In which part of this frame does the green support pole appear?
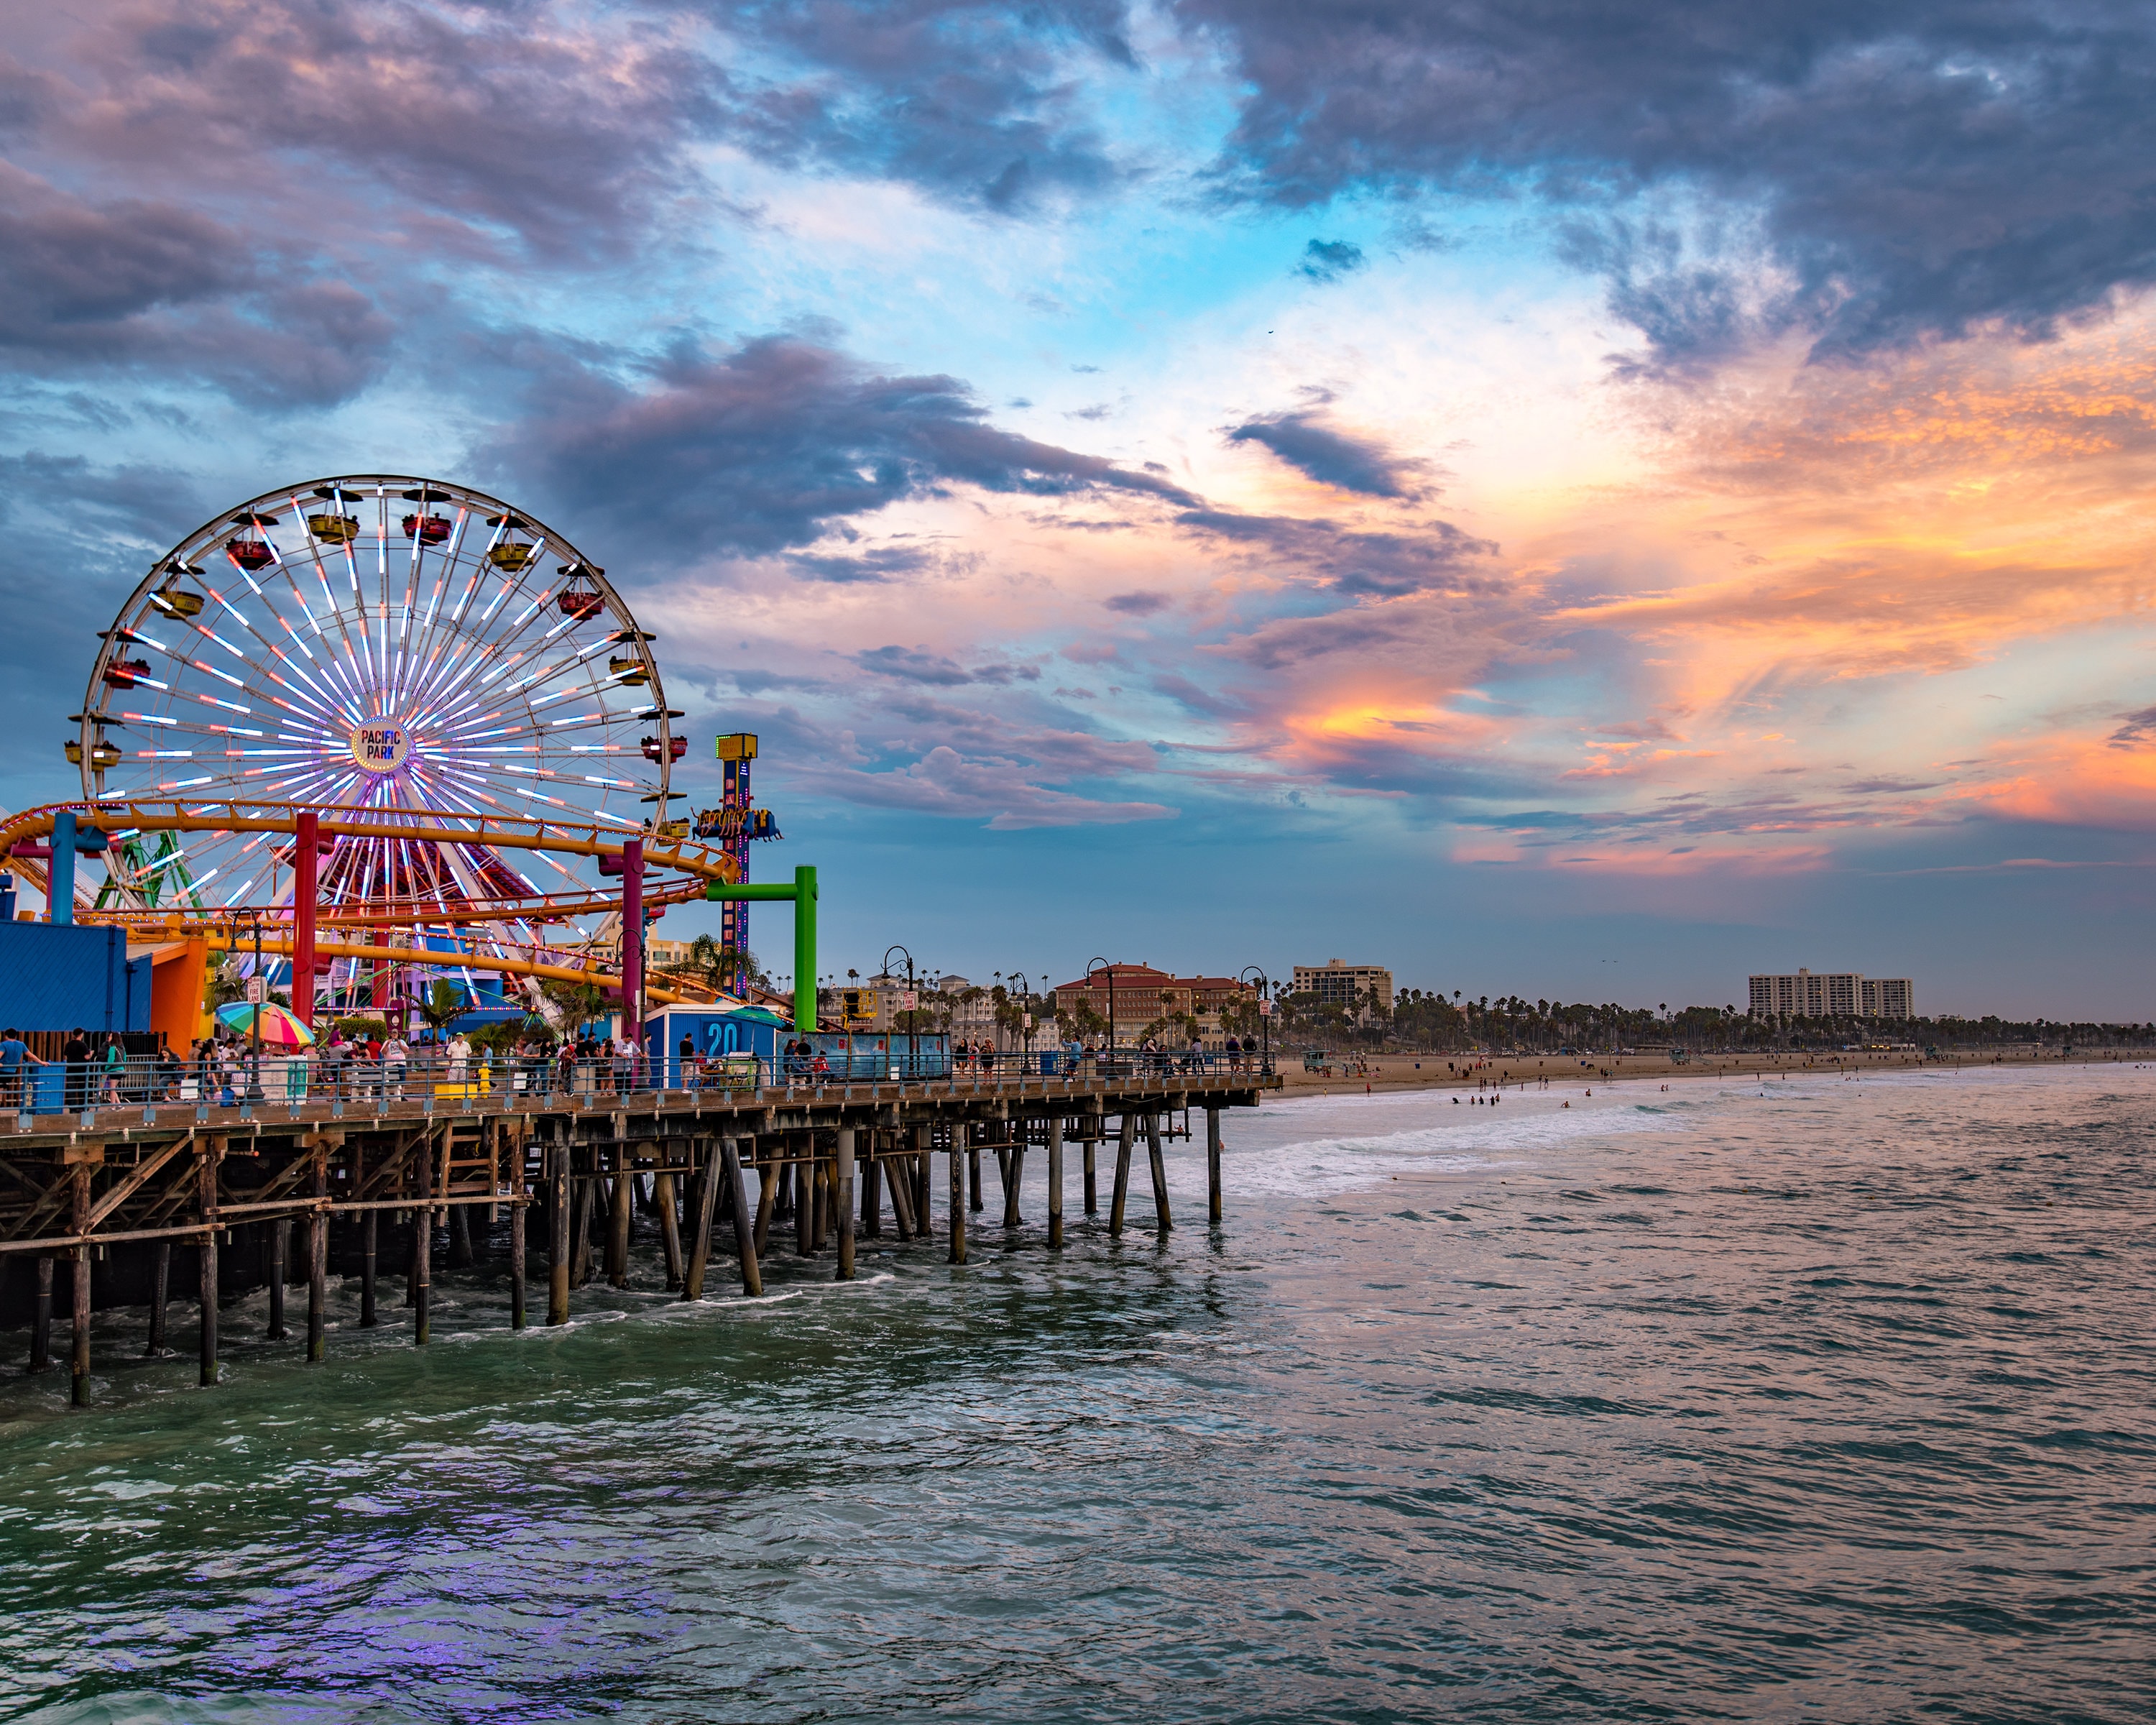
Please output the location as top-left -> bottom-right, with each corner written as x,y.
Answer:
704,865 -> 819,1032
793,865 -> 816,1031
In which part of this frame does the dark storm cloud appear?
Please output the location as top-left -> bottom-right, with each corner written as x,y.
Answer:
1185,0 -> 2156,359
1177,508 -> 1496,597
1225,403 -> 1428,497
500,333 -> 1199,556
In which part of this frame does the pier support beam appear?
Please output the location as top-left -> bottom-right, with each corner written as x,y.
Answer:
145,1242 -> 170,1356
1146,1113 -> 1172,1236
724,1138 -> 762,1297
948,1126 -> 967,1265
547,1144 -> 570,1326
1047,1118 -> 1064,1250
836,1128 -> 856,1281
1083,1124 -> 1098,1215
1001,1133 -> 1024,1231
70,1164 -> 91,1407
265,1218 -> 289,1340
413,1138 -> 433,1345
308,1152 -> 328,1363
683,1138 -> 717,1300
1206,1108 -> 1222,1227
887,1142 -> 918,1241
29,1254 -> 52,1373
1109,1113 -> 1135,1237
607,1156 -> 632,1287
198,1144 -> 218,1386
656,1170 -> 684,1290
360,1210 -> 379,1328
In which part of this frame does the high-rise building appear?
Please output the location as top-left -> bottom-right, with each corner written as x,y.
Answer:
1749,969 -> 1915,1019
1292,960 -> 1394,1017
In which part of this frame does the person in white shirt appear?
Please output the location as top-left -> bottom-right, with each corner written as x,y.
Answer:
447,1031 -> 473,1087
382,1034 -> 409,1099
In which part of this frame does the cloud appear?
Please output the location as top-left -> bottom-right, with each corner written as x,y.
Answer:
496,331 -> 1202,556
854,645 -> 1038,685
817,745 -> 1176,828
1189,0 -> 2156,361
1178,508 -> 1498,597
2109,707 -> 2156,747
1296,239 -> 1366,282
1226,401 -> 1430,497
1105,590 -> 1174,614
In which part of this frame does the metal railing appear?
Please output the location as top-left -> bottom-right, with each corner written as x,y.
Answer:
0,1044 -> 1276,1123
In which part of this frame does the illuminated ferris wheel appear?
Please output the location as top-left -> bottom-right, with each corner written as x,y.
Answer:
74,474 -> 681,926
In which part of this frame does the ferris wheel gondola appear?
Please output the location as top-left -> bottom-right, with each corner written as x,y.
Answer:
73,476 -> 673,992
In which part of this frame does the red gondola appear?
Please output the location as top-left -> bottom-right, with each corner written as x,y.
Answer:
228,538 -> 274,571
103,658 -> 152,689
402,513 -> 453,546
641,735 -> 687,763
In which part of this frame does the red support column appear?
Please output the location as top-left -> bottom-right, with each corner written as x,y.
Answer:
294,811 -> 318,1032
621,837 -> 644,1059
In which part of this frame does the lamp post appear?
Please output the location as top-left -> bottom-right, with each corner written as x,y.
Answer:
1006,970 -> 1033,1064
883,944 -> 916,1080
1240,965 -> 1271,1073
1086,957 -> 1114,1059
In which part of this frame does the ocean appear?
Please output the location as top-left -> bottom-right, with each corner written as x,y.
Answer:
1,1064 -> 2150,1723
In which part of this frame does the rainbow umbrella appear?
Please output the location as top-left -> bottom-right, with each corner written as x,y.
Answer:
215,1002 -> 316,1049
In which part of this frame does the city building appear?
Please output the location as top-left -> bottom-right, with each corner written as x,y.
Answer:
1749,970 -> 1915,1019
1291,960 -> 1395,1018
1047,965 -> 1258,1049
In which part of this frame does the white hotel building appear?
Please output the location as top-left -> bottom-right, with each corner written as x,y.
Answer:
1749,970 -> 1915,1020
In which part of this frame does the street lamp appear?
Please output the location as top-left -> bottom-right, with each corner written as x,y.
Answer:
884,944 -> 916,1080
1240,965 -> 1271,1073
1086,957 -> 1115,1059
1006,970 -> 1033,1064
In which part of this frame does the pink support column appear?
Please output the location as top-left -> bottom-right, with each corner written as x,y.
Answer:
294,811 -> 319,1032
621,837 -> 644,1068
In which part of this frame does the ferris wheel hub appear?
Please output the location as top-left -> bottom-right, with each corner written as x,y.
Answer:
349,719 -> 411,774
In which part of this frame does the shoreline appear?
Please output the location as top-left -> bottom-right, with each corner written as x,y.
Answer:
1267,1047 -> 2152,1100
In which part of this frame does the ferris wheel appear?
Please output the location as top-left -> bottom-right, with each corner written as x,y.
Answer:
74,474 -> 680,932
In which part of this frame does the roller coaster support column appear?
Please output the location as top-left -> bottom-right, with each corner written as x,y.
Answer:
622,837 -> 644,1037
704,865 -> 819,1031
50,811 -> 75,925
294,811 -> 318,1031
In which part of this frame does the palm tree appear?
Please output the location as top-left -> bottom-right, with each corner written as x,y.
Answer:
415,979 -> 469,1035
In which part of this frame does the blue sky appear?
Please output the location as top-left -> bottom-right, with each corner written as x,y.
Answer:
6,1 -> 2156,1015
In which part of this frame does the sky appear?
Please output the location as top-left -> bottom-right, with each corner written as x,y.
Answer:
5,0 -> 2156,1018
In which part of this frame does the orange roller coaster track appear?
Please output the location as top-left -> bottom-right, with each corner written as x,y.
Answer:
0,799 -> 741,1012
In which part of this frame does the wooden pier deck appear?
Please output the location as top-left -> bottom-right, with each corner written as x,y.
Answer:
0,1070 -> 1279,1403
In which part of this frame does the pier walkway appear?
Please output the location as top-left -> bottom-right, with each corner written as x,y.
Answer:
0,1065 -> 1279,1403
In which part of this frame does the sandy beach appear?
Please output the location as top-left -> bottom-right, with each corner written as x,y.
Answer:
1271,1046 -> 2150,1098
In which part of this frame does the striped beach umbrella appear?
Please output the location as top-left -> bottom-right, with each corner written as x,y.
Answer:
215,1002 -> 316,1049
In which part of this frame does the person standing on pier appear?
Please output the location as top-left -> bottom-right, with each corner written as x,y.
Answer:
0,1028 -> 41,1110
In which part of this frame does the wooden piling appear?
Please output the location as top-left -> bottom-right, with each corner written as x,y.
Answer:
796,1144 -> 816,1257
509,1197 -> 528,1330
70,1164 -> 90,1407
913,1126 -> 933,1239
1206,1108 -> 1222,1226
307,1151 -> 328,1363
752,1151 -> 775,1259
1083,1124 -> 1098,1215
413,1137 -> 433,1345
607,1157 -> 632,1287
948,1126 -> 967,1265
724,1138 -> 762,1297
145,1241 -> 170,1356
571,1169 -> 596,1288
548,1143 -> 571,1326
266,1218 -> 289,1340
1002,1136 -> 1024,1230
450,1200 -> 473,1268
1047,1118 -> 1064,1250
1109,1113 -> 1135,1237
861,1141 -> 882,1238
835,1128 -> 856,1281
360,1209 -> 379,1328
29,1254 -> 51,1373
1145,1113 -> 1172,1235
197,1142 -> 218,1386
887,1143 -> 918,1241
656,1170 -> 685,1290
683,1138 -> 717,1300
968,1140 -> 982,1213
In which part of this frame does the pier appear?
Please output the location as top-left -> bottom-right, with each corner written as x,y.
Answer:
0,1066 -> 1276,1404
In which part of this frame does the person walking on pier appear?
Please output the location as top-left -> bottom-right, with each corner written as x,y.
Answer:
0,1028 -> 42,1110
60,1029 -> 91,1112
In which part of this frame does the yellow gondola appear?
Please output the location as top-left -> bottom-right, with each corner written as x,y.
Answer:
309,513 -> 360,543
487,541 -> 535,570
608,656 -> 649,686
